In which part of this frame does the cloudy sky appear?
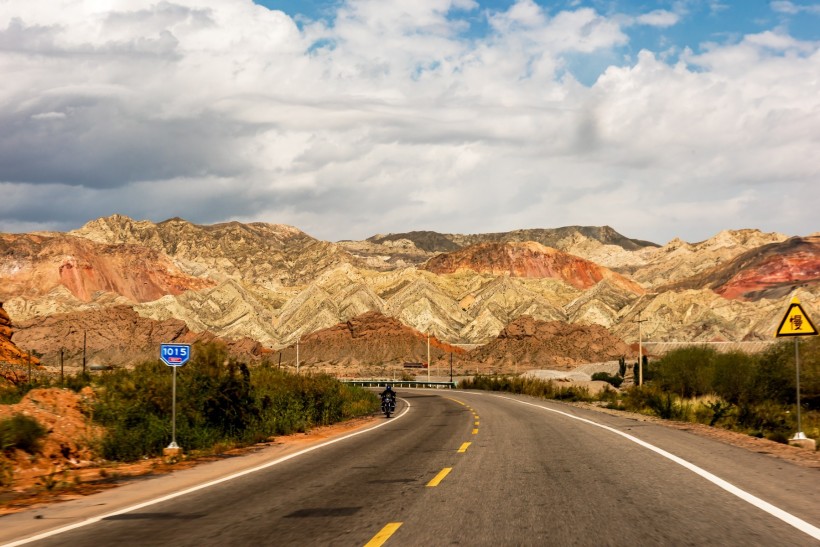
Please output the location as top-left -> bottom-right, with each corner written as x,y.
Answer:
1,0 -> 819,244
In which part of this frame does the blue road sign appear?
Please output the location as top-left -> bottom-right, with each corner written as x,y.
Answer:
160,344 -> 191,367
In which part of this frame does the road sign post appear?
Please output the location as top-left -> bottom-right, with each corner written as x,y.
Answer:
160,344 -> 191,452
775,297 -> 818,449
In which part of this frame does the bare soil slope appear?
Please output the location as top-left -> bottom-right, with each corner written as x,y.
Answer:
467,316 -> 631,371
13,306 -> 268,369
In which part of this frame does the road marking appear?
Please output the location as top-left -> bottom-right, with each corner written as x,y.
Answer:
2,401 -> 413,547
474,421 -> 480,426
364,522 -> 402,547
427,467 -> 452,487
472,428 -> 478,435
474,415 -> 479,419
458,442 -> 472,453
495,394 -> 820,542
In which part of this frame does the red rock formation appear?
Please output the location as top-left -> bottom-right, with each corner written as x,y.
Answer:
662,236 -> 820,301
0,302 -> 40,381
466,315 -> 631,370
714,236 -> 820,300
422,241 -> 643,293
0,233 -> 215,304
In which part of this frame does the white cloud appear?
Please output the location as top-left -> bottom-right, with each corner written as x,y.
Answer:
0,0 -> 818,245
636,10 -> 680,28
771,1 -> 820,15
30,111 -> 66,120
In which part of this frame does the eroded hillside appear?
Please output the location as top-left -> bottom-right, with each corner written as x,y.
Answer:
2,216 -> 818,368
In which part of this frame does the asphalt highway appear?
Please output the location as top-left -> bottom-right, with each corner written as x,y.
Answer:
3,390 -> 819,546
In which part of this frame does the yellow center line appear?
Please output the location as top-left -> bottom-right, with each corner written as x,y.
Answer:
458,442 -> 471,453
427,467 -> 453,487
472,428 -> 479,435
474,415 -> 479,420
364,522 -> 402,547
475,421 -> 480,426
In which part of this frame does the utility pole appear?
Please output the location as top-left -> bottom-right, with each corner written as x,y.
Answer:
296,337 -> 300,374
82,330 -> 87,375
427,333 -> 431,383
60,349 -> 64,385
794,338 -> 803,439
449,353 -> 453,383
635,312 -> 648,386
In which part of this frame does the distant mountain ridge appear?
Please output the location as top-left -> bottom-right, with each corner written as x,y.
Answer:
661,235 -> 820,301
1,215 -> 818,371
421,241 -> 643,293
369,225 -> 659,253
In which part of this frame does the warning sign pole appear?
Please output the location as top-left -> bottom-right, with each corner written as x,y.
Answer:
793,338 -> 804,441
775,296 -> 818,444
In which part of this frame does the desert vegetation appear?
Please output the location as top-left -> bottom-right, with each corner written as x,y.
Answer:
464,338 -> 820,444
1,342 -> 379,463
459,374 -> 596,402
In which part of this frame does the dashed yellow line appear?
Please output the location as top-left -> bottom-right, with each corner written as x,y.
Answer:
458,442 -> 472,453
364,522 -> 402,547
474,421 -> 480,426
427,467 -> 453,487
472,428 -> 479,435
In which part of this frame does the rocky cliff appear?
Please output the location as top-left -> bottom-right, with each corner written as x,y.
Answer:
422,241 -> 644,293
465,316 -> 631,371
278,311 -> 465,370
0,302 -> 40,382
3,216 -> 818,372
0,232 -> 215,304
661,236 -> 820,301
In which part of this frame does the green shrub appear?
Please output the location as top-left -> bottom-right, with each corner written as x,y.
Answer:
460,375 -> 593,402
651,346 -> 717,398
704,399 -> 734,427
0,414 -> 47,454
92,343 -> 379,461
710,352 -> 757,404
591,372 -> 623,388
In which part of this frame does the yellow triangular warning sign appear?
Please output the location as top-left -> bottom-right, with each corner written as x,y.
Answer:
775,297 -> 818,337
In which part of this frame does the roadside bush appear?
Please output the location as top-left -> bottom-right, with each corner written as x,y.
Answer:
735,400 -> 794,440
460,375 -> 593,402
703,399 -> 734,427
651,346 -> 717,399
93,343 -> 379,461
711,352 -> 758,404
591,372 -> 623,388
0,414 -> 47,454
755,338 -> 820,409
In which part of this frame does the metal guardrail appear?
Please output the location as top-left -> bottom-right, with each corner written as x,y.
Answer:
340,379 -> 457,389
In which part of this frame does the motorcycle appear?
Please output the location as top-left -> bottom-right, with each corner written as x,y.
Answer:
381,394 -> 396,418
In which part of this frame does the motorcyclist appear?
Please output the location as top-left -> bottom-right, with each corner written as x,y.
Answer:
380,384 -> 396,402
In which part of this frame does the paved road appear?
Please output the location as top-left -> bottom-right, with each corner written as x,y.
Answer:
3,390 -> 819,546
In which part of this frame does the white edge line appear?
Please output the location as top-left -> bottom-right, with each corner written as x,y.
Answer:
489,394 -> 820,541
2,400 -> 412,547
